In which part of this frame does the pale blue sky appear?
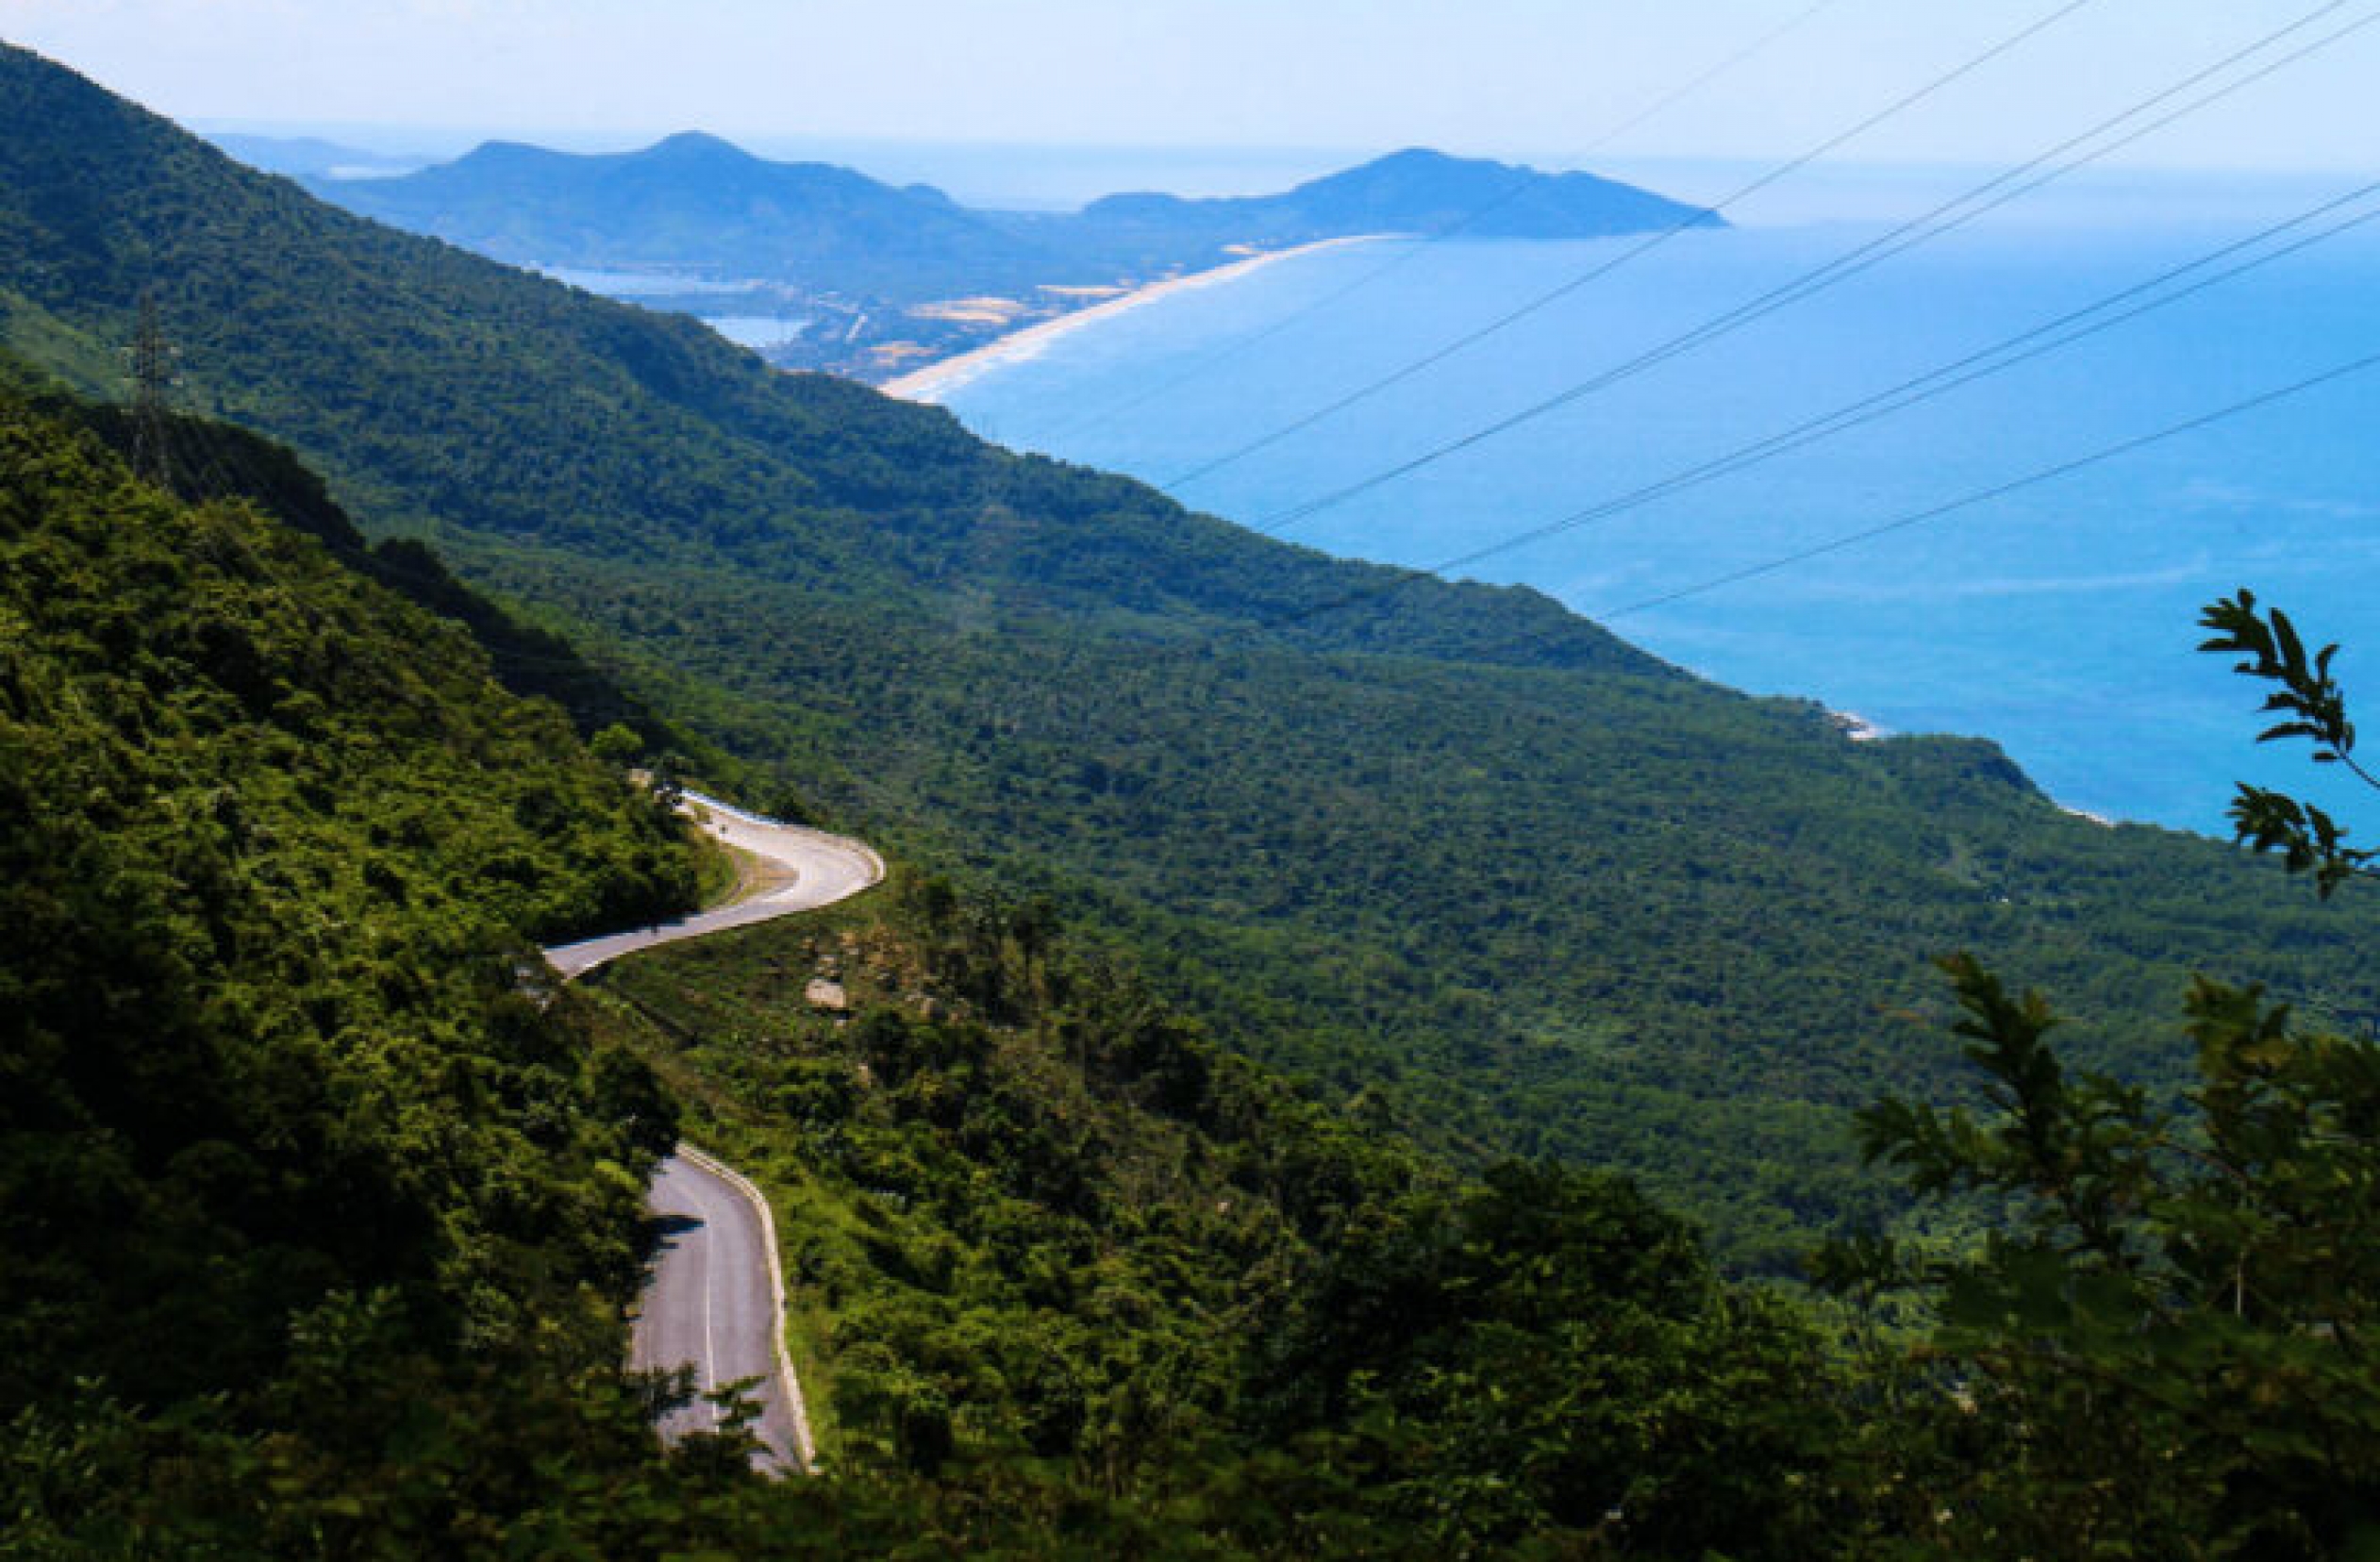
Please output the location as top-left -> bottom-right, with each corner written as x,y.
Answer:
5,0 -> 2375,181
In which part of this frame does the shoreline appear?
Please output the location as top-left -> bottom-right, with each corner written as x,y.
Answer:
879,234 -> 1392,404
1824,708 -> 2121,828
1826,707 -> 1889,744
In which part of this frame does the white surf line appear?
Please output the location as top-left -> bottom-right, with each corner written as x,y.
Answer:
879,236 -> 1393,405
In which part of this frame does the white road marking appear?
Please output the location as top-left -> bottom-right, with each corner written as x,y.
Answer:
699,1200 -> 722,1428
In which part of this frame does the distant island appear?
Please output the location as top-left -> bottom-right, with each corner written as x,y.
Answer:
209,132 -> 430,182
289,136 -> 1722,384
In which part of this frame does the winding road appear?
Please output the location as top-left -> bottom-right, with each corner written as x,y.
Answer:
544,792 -> 884,979
542,790 -> 884,1474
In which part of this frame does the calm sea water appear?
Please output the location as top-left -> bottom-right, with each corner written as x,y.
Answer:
936,191 -> 2380,835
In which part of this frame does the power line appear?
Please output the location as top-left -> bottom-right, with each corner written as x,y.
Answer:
1404,187 -> 2380,588
1569,0 -> 1855,163
1152,0 -> 2114,496
1599,348 -> 2380,621
1039,0 -> 1852,445
1235,0 -> 2376,539
509,185 -> 2380,673
1245,184 -> 2380,640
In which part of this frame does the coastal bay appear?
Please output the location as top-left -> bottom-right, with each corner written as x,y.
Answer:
933,211 -> 2380,833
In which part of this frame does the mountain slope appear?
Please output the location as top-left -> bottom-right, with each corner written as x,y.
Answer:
0,389 -> 1856,1555
571,873 -> 1855,1557
0,377 -> 727,1546
5,41 -> 2375,1265
0,346 -> 703,748
0,369 -> 1860,1562
0,48 -> 1626,668
324,131 -> 1058,299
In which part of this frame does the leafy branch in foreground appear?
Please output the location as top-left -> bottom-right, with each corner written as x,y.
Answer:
1839,956 -> 2380,1559
2200,589 -> 2377,895
1818,596 -> 2380,1558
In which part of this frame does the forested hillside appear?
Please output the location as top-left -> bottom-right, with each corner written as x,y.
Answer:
0,384 -> 717,1548
5,40 -> 2377,1265
0,371 -> 1916,1558
568,874 -> 1862,1557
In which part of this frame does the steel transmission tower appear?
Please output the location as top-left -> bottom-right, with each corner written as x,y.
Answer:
125,291 -> 178,488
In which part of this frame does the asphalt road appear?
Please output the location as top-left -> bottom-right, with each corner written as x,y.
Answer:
541,789 -> 880,1474
630,1150 -> 810,1471
543,791 -> 884,979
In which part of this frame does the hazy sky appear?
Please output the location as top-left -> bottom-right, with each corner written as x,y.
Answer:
5,0 -> 2376,176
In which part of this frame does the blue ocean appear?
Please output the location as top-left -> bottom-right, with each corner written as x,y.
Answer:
932,178 -> 2380,835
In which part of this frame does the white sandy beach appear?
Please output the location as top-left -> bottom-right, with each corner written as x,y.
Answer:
880,235 -> 1390,404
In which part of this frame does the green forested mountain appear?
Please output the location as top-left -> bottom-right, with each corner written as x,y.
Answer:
0,345 -> 702,752
0,383 -> 1866,1553
8,379 -> 2359,1554
316,131 -> 1062,302
8,42 -> 2377,1558
0,383 -> 714,1547
0,378 -> 1903,1557
313,136 -> 1714,306
5,40 -> 2376,1268
566,873 -> 1863,1558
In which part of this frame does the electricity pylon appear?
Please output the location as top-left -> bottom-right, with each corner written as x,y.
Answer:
124,291 -> 178,488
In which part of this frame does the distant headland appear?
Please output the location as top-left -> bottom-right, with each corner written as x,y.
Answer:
285,136 -> 1721,383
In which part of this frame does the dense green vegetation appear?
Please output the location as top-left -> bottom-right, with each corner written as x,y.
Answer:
579,875 -> 1864,1558
1830,955 -> 2380,1558
1802,599 -> 2380,1558
5,351 -> 2372,1553
0,387 -> 1870,1557
555,834 -> 2380,1560
7,38 -> 2378,1270
577,615 -> 2380,1558
0,391 -> 1839,1554
0,346 -> 704,756
0,387 -> 724,1550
